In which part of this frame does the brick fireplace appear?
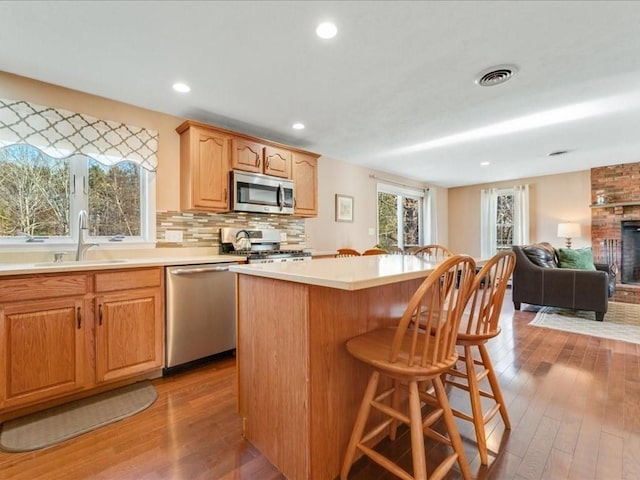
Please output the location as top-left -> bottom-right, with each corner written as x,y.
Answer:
591,162 -> 640,304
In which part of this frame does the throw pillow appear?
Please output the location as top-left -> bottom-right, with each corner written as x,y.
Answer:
522,242 -> 559,268
557,247 -> 596,270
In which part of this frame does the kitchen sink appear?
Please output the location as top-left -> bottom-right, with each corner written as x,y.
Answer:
33,259 -> 129,267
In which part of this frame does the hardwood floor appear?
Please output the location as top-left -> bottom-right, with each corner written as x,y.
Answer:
1,291 -> 639,479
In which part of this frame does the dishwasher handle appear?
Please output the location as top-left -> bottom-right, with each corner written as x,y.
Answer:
169,265 -> 235,275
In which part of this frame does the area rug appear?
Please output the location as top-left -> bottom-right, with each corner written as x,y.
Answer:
0,380 -> 157,452
528,301 -> 640,345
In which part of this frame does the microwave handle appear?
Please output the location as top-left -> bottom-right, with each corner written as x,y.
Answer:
278,183 -> 284,210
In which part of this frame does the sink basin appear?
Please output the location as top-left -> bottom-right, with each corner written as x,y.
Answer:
33,259 -> 129,267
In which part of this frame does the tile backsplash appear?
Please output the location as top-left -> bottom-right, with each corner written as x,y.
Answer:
156,211 -> 306,249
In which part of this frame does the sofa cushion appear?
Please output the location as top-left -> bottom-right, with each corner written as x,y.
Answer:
522,242 -> 558,268
558,247 -> 597,270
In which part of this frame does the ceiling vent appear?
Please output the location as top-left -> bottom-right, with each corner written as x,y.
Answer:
476,65 -> 518,87
548,150 -> 569,157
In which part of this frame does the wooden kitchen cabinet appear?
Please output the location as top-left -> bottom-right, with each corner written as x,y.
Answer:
94,268 -> 164,383
291,152 -> 318,217
177,122 -> 230,212
0,274 -> 90,409
0,267 -> 163,415
231,137 -> 292,178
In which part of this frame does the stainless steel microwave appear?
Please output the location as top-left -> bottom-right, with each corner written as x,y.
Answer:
230,170 -> 295,214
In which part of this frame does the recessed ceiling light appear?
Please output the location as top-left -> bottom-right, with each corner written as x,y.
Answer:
316,22 -> 337,39
480,161 -> 490,166
172,82 -> 191,93
292,123 -> 305,130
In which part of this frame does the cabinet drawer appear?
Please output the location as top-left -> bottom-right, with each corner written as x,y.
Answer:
95,268 -> 162,292
0,274 -> 89,303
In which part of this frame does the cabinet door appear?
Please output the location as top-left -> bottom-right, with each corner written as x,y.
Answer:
264,146 -> 292,178
181,125 -> 229,212
231,138 -> 263,173
95,287 -> 163,383
0,297 -> 87,409
292,152 -> 318,217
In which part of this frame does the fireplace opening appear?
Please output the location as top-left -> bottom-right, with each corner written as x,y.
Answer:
621,220 -> 640,284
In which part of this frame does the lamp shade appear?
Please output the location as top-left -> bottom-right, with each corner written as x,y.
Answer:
557,222 -> 581,239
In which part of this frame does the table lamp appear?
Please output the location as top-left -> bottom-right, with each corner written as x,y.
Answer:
557,222 -> 581,249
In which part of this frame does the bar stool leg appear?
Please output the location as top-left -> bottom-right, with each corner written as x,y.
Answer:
479,344 -> 511,429
464,345 -> 488,465
341,371 -> 380,480
408,381 -> 427,480
433,376 -> 472,480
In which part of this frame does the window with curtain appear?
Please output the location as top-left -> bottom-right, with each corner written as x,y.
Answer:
481,184 -> 529,258
0,98 -> 157,245
377,183 -> 424,250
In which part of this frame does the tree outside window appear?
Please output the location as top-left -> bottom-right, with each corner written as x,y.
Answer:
377,185 -> 423,250
0,144 -> 143,240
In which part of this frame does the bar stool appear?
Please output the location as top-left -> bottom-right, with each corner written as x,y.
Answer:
341,255 -> 476,480
443,250 -> 516,465
336,248 -> 361,257
362,248 -> 387,256
412,244 -> 453,259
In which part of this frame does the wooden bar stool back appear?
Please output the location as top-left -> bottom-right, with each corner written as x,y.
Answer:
362,248 -> 387,256
412,244 -> 453,260
444,250 -> 516,465
336,248 -> 361,257
341,255 -> 476,480
387,246 -> 404,255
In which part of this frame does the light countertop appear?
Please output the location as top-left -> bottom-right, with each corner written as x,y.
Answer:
229,254 -> 442,290
0,255 -> 243,276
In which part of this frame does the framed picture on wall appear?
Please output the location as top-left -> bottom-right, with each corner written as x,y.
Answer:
335,194 -> 354,222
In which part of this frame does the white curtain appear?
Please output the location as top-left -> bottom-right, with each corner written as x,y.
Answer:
480,188 -> 498,259
424,188 -> 436,244
512,184 -> 530,245
0,97 -> 158,171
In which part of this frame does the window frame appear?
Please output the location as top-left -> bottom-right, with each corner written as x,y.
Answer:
376,183 -> 425,250
0,149 -> 156,252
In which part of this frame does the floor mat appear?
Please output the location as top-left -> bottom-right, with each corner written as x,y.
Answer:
0,380 -> 157,452
528,301 -> 640,345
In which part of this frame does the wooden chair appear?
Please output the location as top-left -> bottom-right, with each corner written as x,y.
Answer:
341,255 -> 476,480
336,248 -> 361,257
443,250 -> 516,465
362,248 -> 387,256
387,246 -> 404,255
412,244 -> 453,259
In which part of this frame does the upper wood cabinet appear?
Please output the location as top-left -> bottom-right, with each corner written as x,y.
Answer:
177,120 -> 319,214
292,152 -> 318,217
177,122 -> 230,212
231,138 -> 292,179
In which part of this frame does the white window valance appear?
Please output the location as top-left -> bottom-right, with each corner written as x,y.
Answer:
0,97 -> 158,172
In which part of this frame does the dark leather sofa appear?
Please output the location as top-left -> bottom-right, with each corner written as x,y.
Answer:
512,243 -> 614,321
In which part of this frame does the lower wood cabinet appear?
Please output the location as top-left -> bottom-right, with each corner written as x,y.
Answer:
1,297 -> 88,409
95,288 -> 163,383
0,267 -> 163,413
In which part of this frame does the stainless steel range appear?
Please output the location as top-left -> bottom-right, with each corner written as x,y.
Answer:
220,228 -> 312,264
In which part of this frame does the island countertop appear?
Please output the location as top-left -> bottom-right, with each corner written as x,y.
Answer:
229,254 -> 441,290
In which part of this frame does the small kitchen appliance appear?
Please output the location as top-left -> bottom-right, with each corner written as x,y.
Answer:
220,227 -> 311,263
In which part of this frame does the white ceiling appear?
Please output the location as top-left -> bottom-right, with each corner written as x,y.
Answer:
2,1 -> 640,188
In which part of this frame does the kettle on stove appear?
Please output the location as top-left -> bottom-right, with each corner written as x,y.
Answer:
233,229 -> 252,251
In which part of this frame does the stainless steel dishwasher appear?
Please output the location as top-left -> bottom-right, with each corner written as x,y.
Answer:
164,262 -> 238,372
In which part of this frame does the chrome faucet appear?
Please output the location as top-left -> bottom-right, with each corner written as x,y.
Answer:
75,210 -> 98,261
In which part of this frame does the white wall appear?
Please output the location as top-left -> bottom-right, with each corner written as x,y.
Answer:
448,170 -> 592,257
305,156 -> 445,253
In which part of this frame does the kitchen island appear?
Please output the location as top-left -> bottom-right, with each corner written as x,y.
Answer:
230,255 -> 440,480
